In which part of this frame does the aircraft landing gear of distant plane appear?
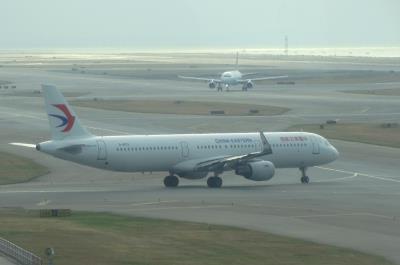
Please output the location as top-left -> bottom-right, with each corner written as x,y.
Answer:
164,174 -> 179,187
300,167 -> 310,184
217,85 -> 223,92
207,175 -> 222,188
225,84 -> 230,92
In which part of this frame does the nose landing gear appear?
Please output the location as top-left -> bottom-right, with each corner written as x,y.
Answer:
300,167 -> 310,184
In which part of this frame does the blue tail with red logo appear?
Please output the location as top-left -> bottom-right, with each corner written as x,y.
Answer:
42,84 -> 93,140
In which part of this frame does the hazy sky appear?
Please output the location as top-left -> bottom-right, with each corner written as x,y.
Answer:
1,0 -> 399,49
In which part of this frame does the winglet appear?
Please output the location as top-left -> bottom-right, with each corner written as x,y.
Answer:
259,131 -> 272,155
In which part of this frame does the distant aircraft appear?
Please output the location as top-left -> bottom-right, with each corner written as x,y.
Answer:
11,85 -> 338,188
178,52 -> 288,91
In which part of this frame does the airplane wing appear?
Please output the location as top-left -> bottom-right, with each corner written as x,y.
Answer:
241,72 -> 259,77
178,75 -> 221,83
173,132 -> 272,174
239,75 -> 288,82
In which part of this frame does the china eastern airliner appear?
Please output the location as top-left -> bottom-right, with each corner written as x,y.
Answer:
11,85 -> 338,188
178,52 -> 288,91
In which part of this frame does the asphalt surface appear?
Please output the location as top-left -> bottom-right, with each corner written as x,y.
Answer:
0,54 -> 400,263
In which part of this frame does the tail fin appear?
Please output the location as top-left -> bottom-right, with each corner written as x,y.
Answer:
235,51 -> 239,70
42,84 -> 93,140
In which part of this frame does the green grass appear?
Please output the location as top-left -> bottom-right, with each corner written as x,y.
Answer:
0,152 -> 49,185
0,209 -> 393,265
71,99 -> 289,116
287,123 -> 400,148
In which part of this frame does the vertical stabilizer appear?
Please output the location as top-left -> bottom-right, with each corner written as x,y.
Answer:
42,84 -> 93,140
235,52 -> 239,70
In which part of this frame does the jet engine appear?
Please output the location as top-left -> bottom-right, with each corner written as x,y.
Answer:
235,160 -> 275,181
208,80 -> 216,89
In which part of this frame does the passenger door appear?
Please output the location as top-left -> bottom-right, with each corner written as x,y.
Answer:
180,141 -> 190,158
97,140 -> 107,160
311,136 -> 320,154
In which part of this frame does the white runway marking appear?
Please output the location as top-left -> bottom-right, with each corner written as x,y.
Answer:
36,200 -> 51,206
0,189 -> 112,194
316,166 -> 400,183
0,109 -> 130,135
314,173 -> 359,183
130,205 -> 229,211
130,200 -> 178,206
292,212 -> 395,220
86,126 -> 129,135
360,107 -> 370,114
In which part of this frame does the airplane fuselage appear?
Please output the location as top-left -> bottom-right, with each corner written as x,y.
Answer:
27,85 -> 339,187
38,132 -> 338,179
220,70 -> 242,86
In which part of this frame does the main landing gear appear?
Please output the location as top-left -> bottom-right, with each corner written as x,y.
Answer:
164,174 -> 179,187
163,172 -> 223,188
207,175 -> 222,188
300,167 -> 310,184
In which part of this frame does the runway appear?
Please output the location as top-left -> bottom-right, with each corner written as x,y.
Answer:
1,53 -> 400,263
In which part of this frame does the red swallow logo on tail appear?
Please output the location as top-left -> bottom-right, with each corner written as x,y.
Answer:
49,104 -> 75,132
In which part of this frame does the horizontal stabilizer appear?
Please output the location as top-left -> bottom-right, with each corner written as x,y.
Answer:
9,142 -> 36,148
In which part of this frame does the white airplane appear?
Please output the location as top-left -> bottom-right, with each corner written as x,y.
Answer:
178,53 -> 288,91
11,85 -> 338,188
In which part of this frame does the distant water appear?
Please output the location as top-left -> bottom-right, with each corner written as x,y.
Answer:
242,47 -> 400,58
169,47 -> 400,58
0,46 -> 399,58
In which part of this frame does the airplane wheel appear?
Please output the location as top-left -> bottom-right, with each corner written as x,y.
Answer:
207,176 -> 222,188
164,175 -> 179,187
301,176 -> 310,184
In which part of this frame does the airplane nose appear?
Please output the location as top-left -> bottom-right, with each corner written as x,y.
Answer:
332,146 -> 339,160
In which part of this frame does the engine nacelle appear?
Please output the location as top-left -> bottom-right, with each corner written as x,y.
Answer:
208,80 -> 216,89
245,80 -> 254,89
235,160 -> 275,181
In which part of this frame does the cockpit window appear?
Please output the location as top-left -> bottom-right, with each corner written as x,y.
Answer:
223,73 -> 232,78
